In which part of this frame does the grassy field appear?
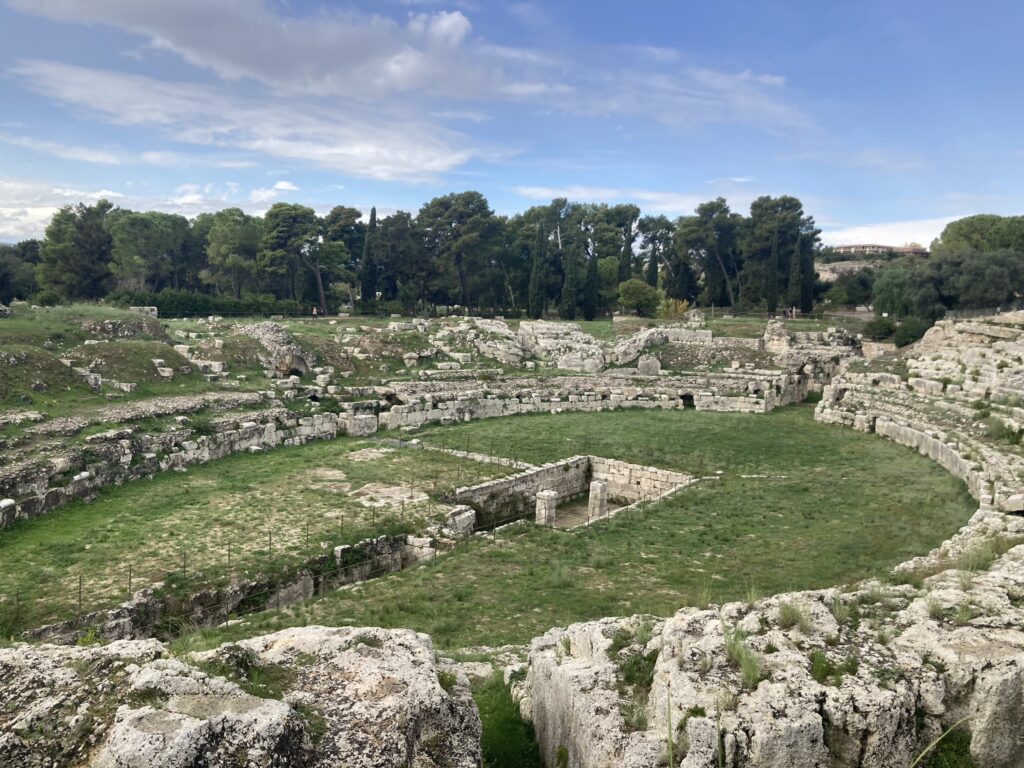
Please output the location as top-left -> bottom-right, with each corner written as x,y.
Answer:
0,439 -> 511,633
169,405 -> 974,651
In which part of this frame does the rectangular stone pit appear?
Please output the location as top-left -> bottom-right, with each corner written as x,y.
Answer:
454,455 -> 693,530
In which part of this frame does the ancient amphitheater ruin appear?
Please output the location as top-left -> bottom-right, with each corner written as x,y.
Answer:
1,305 -> 1023,767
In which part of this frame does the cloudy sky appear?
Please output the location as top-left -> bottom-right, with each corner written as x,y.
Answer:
0,0 -> 1022,244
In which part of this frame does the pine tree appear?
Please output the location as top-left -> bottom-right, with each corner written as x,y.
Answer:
764,229 -> 779,313
527,221 -> 546,319
582,253 -> 600,320
559,246 -> 581,320
619,225 -> 633,282
359,206 -> 377,302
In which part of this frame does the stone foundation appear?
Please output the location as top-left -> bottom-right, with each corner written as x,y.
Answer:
455,456 -> 693,529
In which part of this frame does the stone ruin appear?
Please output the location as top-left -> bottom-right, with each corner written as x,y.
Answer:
235,321 -> 314,377
454,455 -> 693,529
8,312 -> 1024,766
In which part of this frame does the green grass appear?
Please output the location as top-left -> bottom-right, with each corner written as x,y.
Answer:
920,728 -> 976,768
474,672 -> 543,768
0,439 -> 510,633
168,405 -> 973,651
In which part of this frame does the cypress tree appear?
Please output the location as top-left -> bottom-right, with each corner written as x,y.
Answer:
359,206 -> 378,303
645,248 -> 658,287
559,246 -> 581,320
582,252 -> 600,320
787,233 -> 803,309
527,221 -> 546,319
799,246 -> 815,313
764,229 -> 779,313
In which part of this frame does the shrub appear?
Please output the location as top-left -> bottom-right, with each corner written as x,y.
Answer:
618,279 -> 660,317
893,317 -> 929,347
863,316 -> 896,340
30,289 -> 62,307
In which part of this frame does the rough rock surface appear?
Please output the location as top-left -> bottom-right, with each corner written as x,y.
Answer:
0,626 -> 480,768
517,321 -> 606,372
522,545 -> 1024,768
235,322 -> 314,376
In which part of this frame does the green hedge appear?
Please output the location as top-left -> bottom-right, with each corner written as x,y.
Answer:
109,289 -> 303,317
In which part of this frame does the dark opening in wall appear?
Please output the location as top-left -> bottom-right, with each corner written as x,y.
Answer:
682,393 -> 695,409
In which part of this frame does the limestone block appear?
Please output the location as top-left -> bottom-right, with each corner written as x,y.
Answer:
588,480 -> 608,520
637,355 -> 661,376
535,490 -> 558,526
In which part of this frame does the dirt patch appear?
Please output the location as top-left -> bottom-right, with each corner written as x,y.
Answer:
352,483 -> 429,509
346,447 -> 395,462
309,468 -> 351,492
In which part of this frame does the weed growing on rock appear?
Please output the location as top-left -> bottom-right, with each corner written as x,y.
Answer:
778,602 -> 812,633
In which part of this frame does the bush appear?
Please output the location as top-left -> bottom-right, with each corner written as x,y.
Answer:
893,317 -> 929,347
30,288 -> 62,306
108,288 -> 303,317
862,316 -> 896,340
618,279 -> 660,317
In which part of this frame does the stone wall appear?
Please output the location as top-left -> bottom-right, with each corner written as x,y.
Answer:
589,456 -> 691,503
25,533 -> 434,645
455,457 -> 592,527
454,455 -> 694,528
0,409 -> 368,529
379,373 -> 797,431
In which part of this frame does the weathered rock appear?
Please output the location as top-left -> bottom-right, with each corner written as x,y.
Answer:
517,321 -> 605,373
235,322 -> 314,377
522,545 -> 1024,768
0,626 -> 481,768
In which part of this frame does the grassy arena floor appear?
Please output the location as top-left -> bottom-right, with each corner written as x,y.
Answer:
0,440 -> 511,634
171,405 -> 975,651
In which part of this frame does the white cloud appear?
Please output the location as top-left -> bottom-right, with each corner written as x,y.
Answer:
820,216 -> 959,248
8,1 -> 804,132
0,132 -> 121,164
0,178 -> 129,240
12,60 -> 477,182
8,0 -> 536,99
514,185 -> 703,215
0,175 -> 268,241
248,180 -> 300,203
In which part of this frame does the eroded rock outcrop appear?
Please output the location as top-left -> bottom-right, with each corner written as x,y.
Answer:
0,626 -> 480,768
521,543 -> 1024,768
517,321 -> 606,373
235,322 -> 314,377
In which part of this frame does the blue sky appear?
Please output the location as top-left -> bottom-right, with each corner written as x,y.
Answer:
0,0 -> 1022,245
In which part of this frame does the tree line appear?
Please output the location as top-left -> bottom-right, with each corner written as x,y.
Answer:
820,214 -> 1024,343
0,191 -> 824,317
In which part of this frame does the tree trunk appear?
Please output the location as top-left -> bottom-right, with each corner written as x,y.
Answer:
712,247 -> 736,308
313,263 -> 328,315
455,252 -> 469,307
